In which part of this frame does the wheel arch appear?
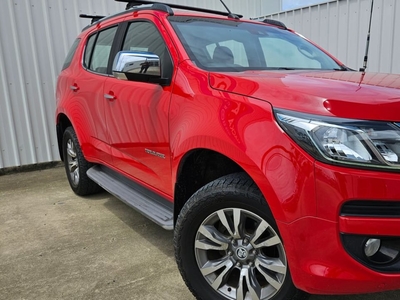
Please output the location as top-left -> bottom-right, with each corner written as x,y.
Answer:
172,146 -> 285,225
56,113 -> 72,161
174,149 -> 241,223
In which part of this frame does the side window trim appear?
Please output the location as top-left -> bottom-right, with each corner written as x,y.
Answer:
107,22 -> 128,75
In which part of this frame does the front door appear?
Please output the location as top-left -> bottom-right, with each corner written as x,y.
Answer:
104,20 -> 174,196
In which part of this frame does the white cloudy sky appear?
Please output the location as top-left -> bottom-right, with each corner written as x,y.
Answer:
282,0 -> 327,10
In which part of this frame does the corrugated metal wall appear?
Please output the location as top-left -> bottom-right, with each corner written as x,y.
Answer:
0,0 -> 122,169
0,0 -> 398,169
254,0 -> 400,74
0,0 -> 263,169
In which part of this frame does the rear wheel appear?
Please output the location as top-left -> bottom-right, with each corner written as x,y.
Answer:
174,173 -> 307,300
62,127 -> 101,196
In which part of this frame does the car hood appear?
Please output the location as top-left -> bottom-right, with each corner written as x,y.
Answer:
209,70 -> 400,121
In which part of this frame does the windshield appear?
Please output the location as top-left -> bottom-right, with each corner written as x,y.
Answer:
169,16 -> 342,72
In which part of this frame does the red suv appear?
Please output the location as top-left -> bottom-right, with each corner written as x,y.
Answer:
56,1 -> 400,299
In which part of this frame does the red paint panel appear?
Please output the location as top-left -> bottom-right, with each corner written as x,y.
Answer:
339,216 -> 400,236
278,217 -> 400,294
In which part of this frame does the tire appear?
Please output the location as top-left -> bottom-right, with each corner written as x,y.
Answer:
62,126 -> 101,196
174,173 -> 307,300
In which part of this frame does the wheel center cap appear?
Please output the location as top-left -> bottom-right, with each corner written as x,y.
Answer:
236,247 -> 248,260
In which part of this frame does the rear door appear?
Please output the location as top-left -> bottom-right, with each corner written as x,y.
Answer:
104,18 -> 174,195
73,25 -> 119,163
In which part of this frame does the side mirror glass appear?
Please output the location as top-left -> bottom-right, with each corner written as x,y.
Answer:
112,51 -> 162,81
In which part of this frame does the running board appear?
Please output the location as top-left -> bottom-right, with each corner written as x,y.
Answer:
87,165 -> 174,230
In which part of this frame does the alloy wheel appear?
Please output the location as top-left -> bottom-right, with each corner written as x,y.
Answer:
66,138 -> 79,187
194,208 -> 287,300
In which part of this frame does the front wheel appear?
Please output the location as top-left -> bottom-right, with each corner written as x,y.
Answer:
174,173 -> 306,300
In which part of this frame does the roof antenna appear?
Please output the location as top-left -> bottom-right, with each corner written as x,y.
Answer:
360,0 -> 374,73
219,0 -> 240,19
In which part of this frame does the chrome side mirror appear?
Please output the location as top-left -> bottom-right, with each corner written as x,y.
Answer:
112,51 -> 161,80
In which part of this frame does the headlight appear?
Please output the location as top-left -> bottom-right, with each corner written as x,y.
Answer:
275,109 -> 400,170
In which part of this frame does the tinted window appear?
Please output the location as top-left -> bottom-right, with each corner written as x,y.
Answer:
169,16 -> 341,72
206,40 -> 249,67
122,22 -> 166,59
260,37 -> 321,69
89,26 -> 118,74
62,38 -> 80,70
122,22 -> 173,80
84,34 -> 96,69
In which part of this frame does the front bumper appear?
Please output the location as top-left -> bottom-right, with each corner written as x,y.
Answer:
279,217 -> 400,294
279,162 -> 400,294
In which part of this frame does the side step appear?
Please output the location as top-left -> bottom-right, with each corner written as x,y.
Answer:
87,165 -> 174,230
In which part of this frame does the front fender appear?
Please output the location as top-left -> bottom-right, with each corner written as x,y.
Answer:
170,88 -> 316,223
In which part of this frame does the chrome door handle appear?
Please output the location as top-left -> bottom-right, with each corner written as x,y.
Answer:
70,84 -> 79,91
104,93 -> 116,101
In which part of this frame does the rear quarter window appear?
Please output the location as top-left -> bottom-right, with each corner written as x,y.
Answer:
62,38 -> 81,71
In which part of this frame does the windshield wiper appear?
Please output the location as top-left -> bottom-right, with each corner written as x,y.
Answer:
266,67 -> 297,70
334,65 -> 351,71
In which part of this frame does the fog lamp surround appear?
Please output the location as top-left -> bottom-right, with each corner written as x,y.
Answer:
341,234 -> 400,272
275,109 -> 400,170
365,238 -> 381,257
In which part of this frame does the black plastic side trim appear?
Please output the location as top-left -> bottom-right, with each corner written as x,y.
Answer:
56,124 -> 63,161
107,22 -> 128,75
341,200 -> 400,218
87,165 -> 174,230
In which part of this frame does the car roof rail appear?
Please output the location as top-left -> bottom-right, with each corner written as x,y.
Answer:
115,0 -> 243,19
262,19 -> 287,29
80,14 -> 106,24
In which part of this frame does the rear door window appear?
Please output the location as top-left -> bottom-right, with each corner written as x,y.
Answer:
87,26 -> 118,74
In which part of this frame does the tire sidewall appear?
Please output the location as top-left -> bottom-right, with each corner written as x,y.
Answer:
63,128 -> 78,189
61,127 -> 101,196
175,183 -> 298,300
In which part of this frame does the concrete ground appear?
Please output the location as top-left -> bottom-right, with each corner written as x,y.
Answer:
0,166 -> 399,300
